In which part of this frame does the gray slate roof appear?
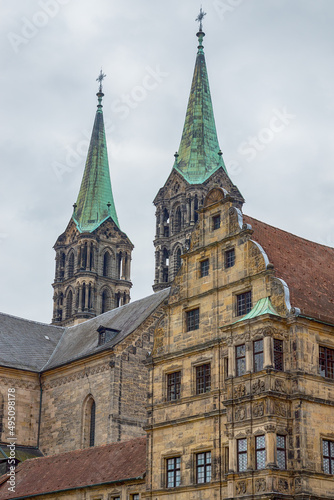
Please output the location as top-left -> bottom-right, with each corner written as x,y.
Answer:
0,289 -> 169,372
0,314 -> 64,371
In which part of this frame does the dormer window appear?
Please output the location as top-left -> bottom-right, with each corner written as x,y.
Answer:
97,326 -> 120,346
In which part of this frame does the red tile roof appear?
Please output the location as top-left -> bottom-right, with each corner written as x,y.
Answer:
245,215 -> 334,324
0,437 -> 146,499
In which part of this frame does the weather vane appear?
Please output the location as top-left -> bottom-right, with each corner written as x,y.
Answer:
96,69 -> 106,92
196,6 -> 207,31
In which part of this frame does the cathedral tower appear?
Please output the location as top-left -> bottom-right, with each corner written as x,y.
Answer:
153,19 -> 244,292
52,74 -> 133,326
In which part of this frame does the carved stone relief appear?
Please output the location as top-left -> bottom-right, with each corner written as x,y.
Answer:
236,481 -> 247,495
274,379 -> 286,393
255,478 -> 266,492
274,401 -> 287,417
253,402 -> 264,417
252,379 -> 265,395
234,384 -> 246,399
235,406 -> 246,421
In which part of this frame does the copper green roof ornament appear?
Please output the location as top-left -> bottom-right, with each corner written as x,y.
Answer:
172,11 -> 228,184
72,71 -> 120,232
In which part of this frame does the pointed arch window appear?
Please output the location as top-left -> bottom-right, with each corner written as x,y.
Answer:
194,195 -> 199,223
66,290 -> 73,319
68,253 -> 74,278
82,396 -> 96,448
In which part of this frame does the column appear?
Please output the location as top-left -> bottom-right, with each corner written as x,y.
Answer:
265,425 -> 277,468
264,335 -> 272,368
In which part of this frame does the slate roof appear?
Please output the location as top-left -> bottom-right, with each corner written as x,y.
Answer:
0,289 -> 169,372
0,314 -> 64,371
245,215 -> 334,324
44,288 -> 170,370
0,437 -> 146,499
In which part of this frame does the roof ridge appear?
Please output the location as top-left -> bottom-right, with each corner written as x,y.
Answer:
0,311 -> 64,330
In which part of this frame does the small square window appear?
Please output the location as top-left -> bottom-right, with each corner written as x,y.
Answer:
255,435 -> 266,470
236,344 -> 246,377
186,308 -> 199,331
323,439 -> 334,474
236,291 -> 252,316
212,214 -> 221,230
200,259 -> 209,277
273,339 -> 284,371
319,346 -> 334,379
225,248 -> 235,268
277,435 -> 286,469
237,438 -> 247,472
167,371 -> 181,401
166,457 -> 181,488
196,364 -> 211,394
196,451 -> 211,483
253,339 -> 264,372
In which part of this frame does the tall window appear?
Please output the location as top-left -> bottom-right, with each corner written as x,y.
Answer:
237,438 -> 247,472
323,440 -> 334,474
255,435 -> 266,470
101,289 -> 111,314
236,344 -> 246,377
212,214 -> 220,230
89,400 -> 96,447
236,291 -> 252,316
200,259 -> 209,277
68,252 -> 74,277
66,290 -> 73,319
103,252 -> 110,277
166,457 -> 181,488
277,435 -> 286,469
319,346 -> 334,379
174,206 -> 181,233
196,364 -> 211,394
167,371 -> 181,401
273,339 -> 284,371
175,248 -> 182,274
225,248 -> 235,268
253,339 -> 264,372
186,308 -> 199,331
196,451 -> 211,483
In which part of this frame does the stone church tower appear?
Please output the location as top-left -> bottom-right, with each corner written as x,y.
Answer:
52,77 -> 133,326
153,28 -> 244,292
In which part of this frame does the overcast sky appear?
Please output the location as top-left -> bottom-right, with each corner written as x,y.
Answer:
0,0 -> 334,323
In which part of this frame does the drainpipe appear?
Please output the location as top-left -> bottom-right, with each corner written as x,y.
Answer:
37,373 -> 43,449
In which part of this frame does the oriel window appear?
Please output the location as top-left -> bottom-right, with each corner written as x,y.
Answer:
277,435 -> 286,469
273,338 -> 284,371
253,339 -> 264,372
237,438 -> 247,472
255,435 -> 266,470
236,344 -> 246,377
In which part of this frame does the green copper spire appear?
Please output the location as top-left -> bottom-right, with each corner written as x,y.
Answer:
72,72 -> 119,233
173,22 -> 227,184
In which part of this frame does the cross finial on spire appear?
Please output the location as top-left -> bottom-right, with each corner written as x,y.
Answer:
96,69 -> 106,92
196,6 -> 206,31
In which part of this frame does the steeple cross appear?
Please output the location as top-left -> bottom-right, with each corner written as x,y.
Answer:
196,7 -> 207,31
96,69 -> 106,92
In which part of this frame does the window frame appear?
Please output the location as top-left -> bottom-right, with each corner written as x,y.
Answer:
323,439 -> 334,474
186,308 -> 200,332
196,451 -> 212,484
200,259 -> 209,278
236,344 -> 246,377
166,456 -> 181,488
277,434 -> 286,470
225,248 -> 235,269
253,339 -> 264,372
236,290 -> 252,316
167,371 -> 181,401
212,214 -> 221,230
319,345 -> 334,379
255,435 -> 266,470
196,363 -> 211,394
273,338 -> 284,371
131,495 -> 140,500
237,438 -> 247,472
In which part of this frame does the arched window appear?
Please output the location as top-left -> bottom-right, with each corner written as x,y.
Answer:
101,289 -> 111,314
68,253 -> 74,278
81,243 -> 87,269
82,396 -> 96,448
59,252 -> 66,279
103,252 -> 110,277
174,206 -> 181,233
66,290 -> 73,319
82,283 -> 86,311
89,243 -> 94,270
